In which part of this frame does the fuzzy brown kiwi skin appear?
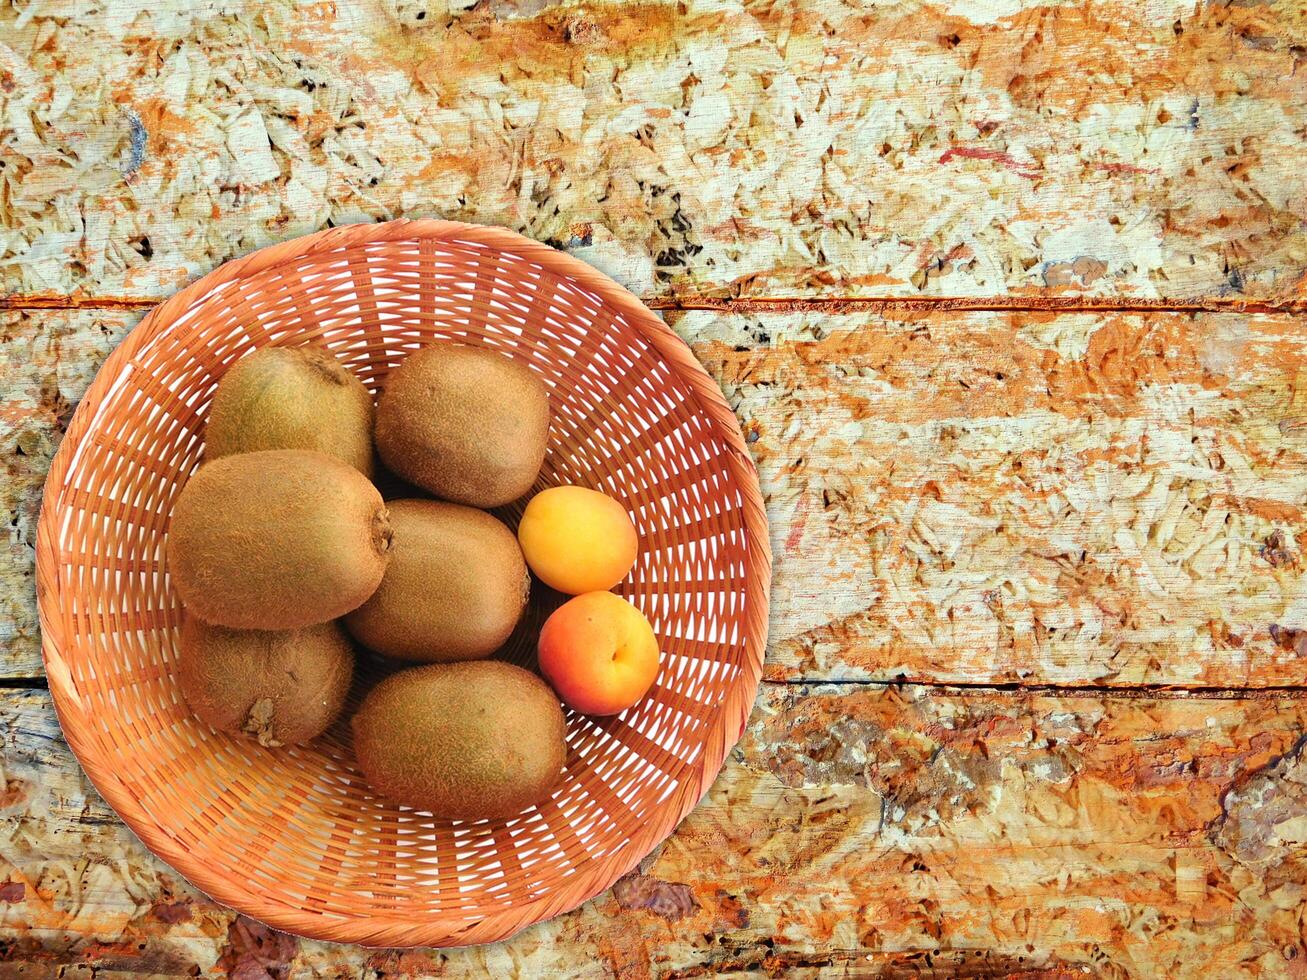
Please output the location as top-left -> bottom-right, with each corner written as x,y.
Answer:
374,345 -> 549,508
344,499 -> 527,663
351,661 -> 566,819
178,616 -> 354,746
205,346 -> 376,478
167,449 -> 392,630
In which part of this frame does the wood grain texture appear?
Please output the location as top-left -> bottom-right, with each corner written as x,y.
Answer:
1,309 -> 137,678
7,308 -> 1307,689
1,0 -> 1304,303
2,686 -> 1305,977
680,308 -> 1307,688
3,0 -> 1305,968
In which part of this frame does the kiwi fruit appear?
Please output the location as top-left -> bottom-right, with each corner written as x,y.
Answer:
167,449 -> 392,630
374,345 -> 549,508
205,346 -> 376,476
352,661 -> 566,819
178,616 -> 353,747
344,499 -> 528,662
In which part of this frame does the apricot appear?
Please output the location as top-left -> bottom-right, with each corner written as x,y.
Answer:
538,591 -> 660,716
517,486 -> 638,595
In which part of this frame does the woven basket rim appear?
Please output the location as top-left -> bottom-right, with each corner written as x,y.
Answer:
34,219 -> 772,948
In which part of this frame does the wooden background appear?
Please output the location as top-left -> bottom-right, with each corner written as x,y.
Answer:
2,0 -> 1306,975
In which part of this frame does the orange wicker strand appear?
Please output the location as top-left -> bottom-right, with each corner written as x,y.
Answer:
35,220 -> 772,948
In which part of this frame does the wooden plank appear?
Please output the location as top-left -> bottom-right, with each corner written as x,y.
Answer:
7,308 -> 1307,688
0,0 -> 1304,303
1,685 -> 1304,976
684,307 -> 1307,687
1,310 -> 141,679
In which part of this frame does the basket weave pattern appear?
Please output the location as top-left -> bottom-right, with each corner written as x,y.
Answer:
34,221 -> 770,947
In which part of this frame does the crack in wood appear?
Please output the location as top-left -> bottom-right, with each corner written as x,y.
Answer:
2,673 -> 1302,696
0,295 -> 156,310
651,295 -> 1307,316
766,678 -> 1307,698
0,677 -> 48,690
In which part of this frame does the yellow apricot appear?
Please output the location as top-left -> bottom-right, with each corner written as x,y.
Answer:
517,486 -> 638,594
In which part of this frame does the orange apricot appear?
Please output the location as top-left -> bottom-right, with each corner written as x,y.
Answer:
537,591 -> 660,716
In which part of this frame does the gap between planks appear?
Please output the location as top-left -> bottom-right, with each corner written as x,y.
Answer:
4,294 -> 1307,316
2,673 -> 1303,698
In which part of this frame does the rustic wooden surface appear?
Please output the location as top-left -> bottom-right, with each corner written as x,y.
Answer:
4,685 -> 1307,977
2,0 -> 1307,976
1,0 -> 1306,303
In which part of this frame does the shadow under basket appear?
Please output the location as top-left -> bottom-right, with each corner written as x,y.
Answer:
34,220 -> 772,948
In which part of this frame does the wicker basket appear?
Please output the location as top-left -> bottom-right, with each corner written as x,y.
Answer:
34,220 -> 771,948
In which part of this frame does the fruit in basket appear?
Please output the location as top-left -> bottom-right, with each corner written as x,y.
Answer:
538,591 -> 660,716
178,616 -> 353,747
344,499 -> 528,662
517,485 -> 638,594
352,660 -> 566,819
205,346 -> 375,477
375,345 -> 549,508
167,449 -> 392,630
